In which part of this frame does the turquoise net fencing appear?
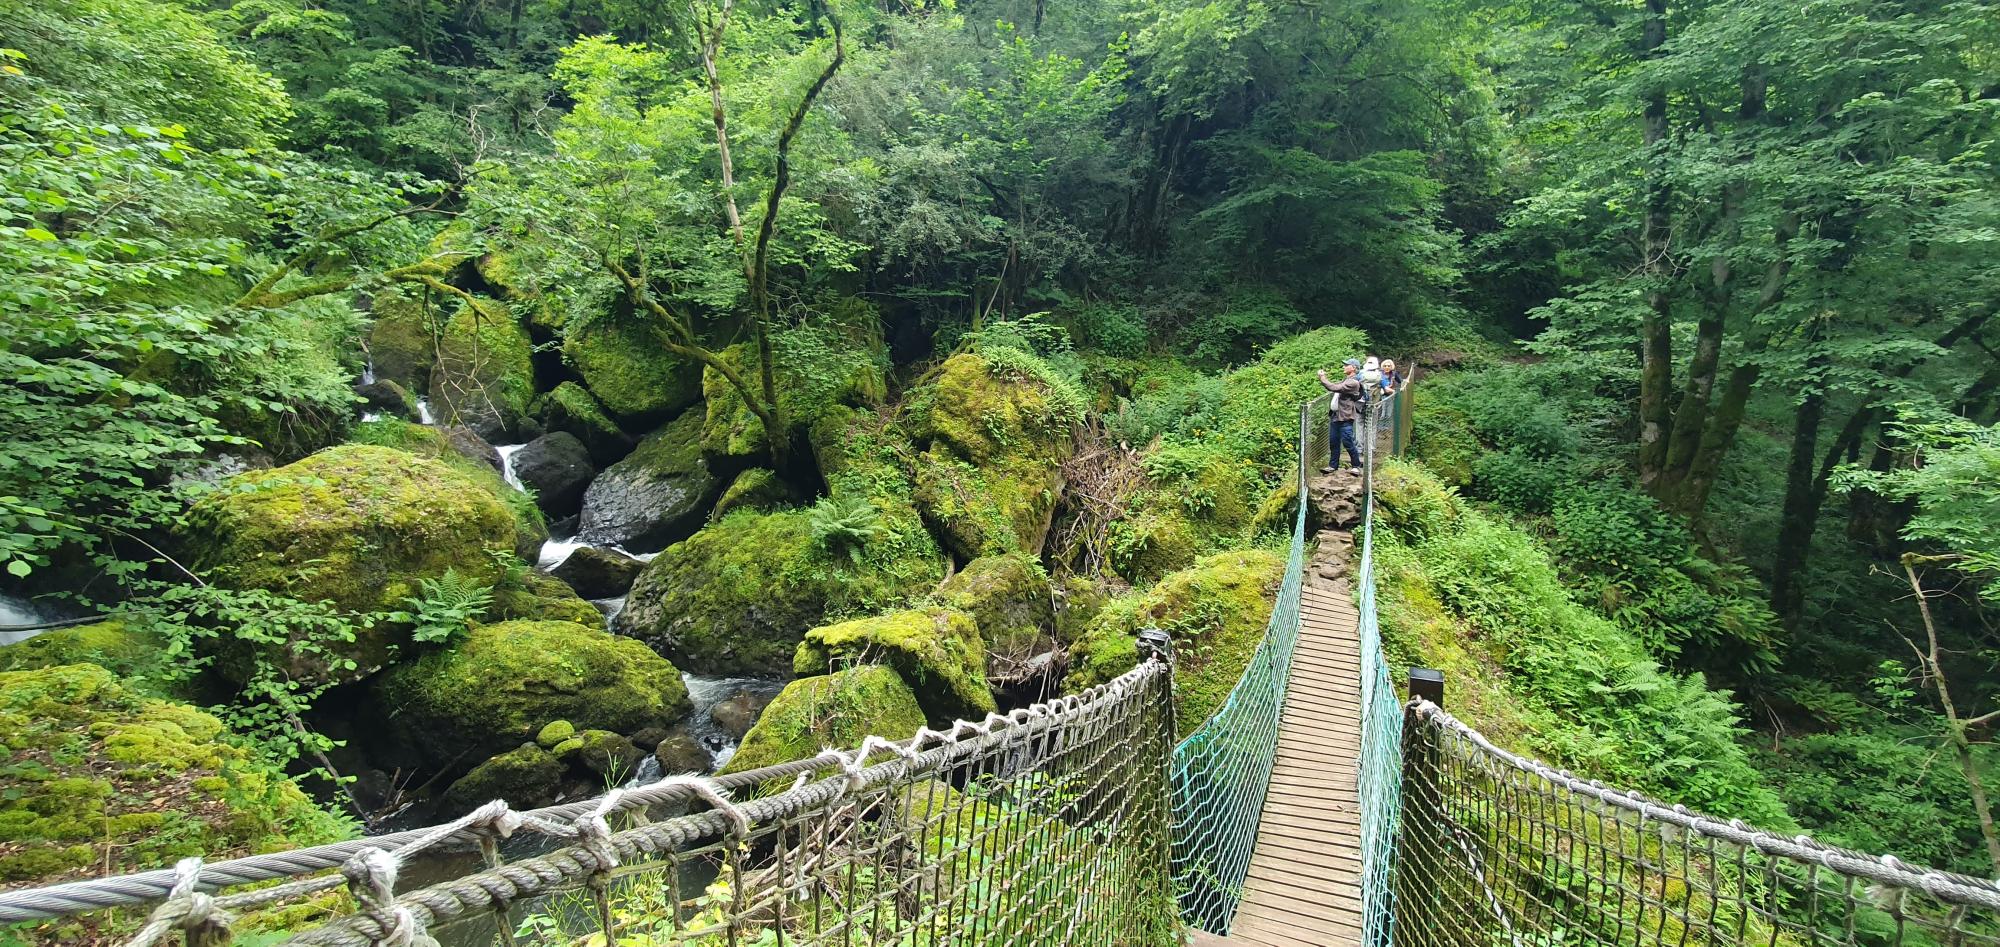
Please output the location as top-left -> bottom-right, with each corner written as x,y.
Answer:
1357,394 -> 1405,946
1167,396 -> 1316,934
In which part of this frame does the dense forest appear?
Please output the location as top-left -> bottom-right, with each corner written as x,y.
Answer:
1,0 -> 1997,934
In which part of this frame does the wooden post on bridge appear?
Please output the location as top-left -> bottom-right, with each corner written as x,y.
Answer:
1397,669 -> 1445,947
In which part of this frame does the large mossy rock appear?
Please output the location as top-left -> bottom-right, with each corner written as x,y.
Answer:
375,620 -> 691,763
491,570 -> 603,626
935,554 -> 1056,662
182,445 -> 519,682
903,354 -> 1074,560
536,381 -> 633,466
367,288 -> 436,393
0,664 -> 347,886
428,298 -> 535,441
0,620 -> 162,678
577,408 -> 720,549
441,743 -> 564,812
712,467 -> 799,519
794,607 -> 994,724
700,339 -> 886,461
564,315 -> 702,422
719,666 -> 924,775
349,419 -> 548,558
1064,550 -> 1284,734
618,504 -> 945,675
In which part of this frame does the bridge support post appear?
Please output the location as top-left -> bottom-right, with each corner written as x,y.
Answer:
1397,670 -> 1444,947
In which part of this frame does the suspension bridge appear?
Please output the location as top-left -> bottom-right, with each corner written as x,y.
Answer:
5,388 -> 2000,947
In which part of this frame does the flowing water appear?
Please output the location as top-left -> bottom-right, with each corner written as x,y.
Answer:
0,594 -> 57,645
496,443 -> 527,492
414,398 -> 436,425
678,674 -> 787,771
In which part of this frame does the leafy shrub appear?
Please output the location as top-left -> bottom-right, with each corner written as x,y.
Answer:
1468,449 -> 1574,513
1069,302 -> 1149,357
1178,289 -> 1305,366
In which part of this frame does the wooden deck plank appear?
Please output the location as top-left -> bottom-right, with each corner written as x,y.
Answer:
1223,564 -> 1369,946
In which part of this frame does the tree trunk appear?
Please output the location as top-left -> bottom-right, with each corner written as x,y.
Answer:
1636,0 -> 1674,485
1771,386 -> 1825,631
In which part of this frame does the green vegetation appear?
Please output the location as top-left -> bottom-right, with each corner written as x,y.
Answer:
722,666 -> 926,776
5,0 -> 1997,903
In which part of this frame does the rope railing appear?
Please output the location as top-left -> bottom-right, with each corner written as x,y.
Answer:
1396,699 -> 2000,946
2,659 -> 1178,946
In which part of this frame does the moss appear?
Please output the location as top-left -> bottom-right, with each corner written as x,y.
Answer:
1107,500 -> 1203,585
557,728 -> 643,779
348,419 -> 548,555
720,666 -> 925,775
181,445 -> 519,682
375,620 -> 691,762
701,335 -> 887,461
490,569 -> 603,625
795,607 -> 995,724
537,719 -> 576,747
442,743 -> 564,810
0,665 -> 351,888
429,297 -> 536,437
935,555 -> 1055,661
617,504 -> 944,675
0,621 -> 163,678
712,467 -> 799,519
537,381 -> 631,466
564,314 -> 701,421
1373,459 -> 1464,543
1245,473 -> 1300,539
902,355 -> 1075,559
1410,404 -> 1479,490
367,288 -> 437,392
1065,549 -> 1284,734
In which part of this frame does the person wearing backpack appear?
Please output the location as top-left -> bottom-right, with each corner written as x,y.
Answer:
1317,359 -> 1365,474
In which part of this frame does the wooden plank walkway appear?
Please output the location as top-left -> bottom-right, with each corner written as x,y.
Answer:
1223,569 -> 1366,947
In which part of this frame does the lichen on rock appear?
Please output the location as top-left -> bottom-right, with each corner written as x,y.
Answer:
720,666 -> 925,775
794,607 -> 995,724
901,354 -> 1074,560
374,620 -> 691,762
181,444 -> 519,682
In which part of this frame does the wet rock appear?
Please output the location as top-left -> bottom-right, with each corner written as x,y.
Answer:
709,691 -> 776,742
442,743 -> 564,811
515,432 -> 595,517
439,426 -> 501,472
549,545 -> 644,599
627,726 -> 669,751
354,380 -> 413,419
578,409 -> 718,549
653,726 -> 711,775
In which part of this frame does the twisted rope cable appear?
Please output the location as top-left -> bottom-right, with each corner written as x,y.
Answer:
1410,699 -> 2000,911
281,660 -> 1168,945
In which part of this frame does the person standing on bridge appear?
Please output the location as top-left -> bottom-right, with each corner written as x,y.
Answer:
1379,358 -> 1401,396
1317,360 -> 1364,475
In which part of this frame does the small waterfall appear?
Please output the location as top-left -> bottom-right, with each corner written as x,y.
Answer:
496,444 -> 527,492
361,357 -> 377,386
620,754 -> 663,789
681,674 -> 787,770
361,412 -> 383,423
415,398 -> 436,425
590,596 -> 625,629
1,595 -> 63,645
537,537 -> 591,570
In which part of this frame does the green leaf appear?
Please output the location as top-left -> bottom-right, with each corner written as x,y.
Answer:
23,228 -> 56,241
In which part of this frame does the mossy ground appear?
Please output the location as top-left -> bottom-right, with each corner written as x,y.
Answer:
0,620 -> 163,678
1065,549 -> 1285,735
375,619 -> 691,762
721,666 -> 925,776
0,664 -> 352,888
795,607 -> 995,724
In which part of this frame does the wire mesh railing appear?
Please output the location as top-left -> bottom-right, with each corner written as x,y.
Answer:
1396,700 -> 2000,947
1358,391 -> 1406,947
1,660 -> 1178,947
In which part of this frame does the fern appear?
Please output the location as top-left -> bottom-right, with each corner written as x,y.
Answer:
396,569 -> 494,645
809,496 -> 884,564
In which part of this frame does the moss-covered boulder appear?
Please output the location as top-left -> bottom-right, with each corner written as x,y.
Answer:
712,467 -> 799,519
349,419 -> 547,559
375,620 -> 691,762
0,664 -> 349,886
936,555 -> 1055,662
555,728 -> 644,779
564,315 -> 702,422
1065,549 -> 1284,734
428,297 -> 535,441
578,408 -> 721,549
719,666 -> 925,775
182,445 -> 519,682
491,570 -> 603,625
903,354 -> 1074,559
795,608 -> 994,724
367,288 -> 436,393
0,620 -> 162,678
536,381 -> 633,467
441,743 -> 564,811
618,504 -> 945,676
1107,501 -> 1202,584
700,338 -> 887,461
